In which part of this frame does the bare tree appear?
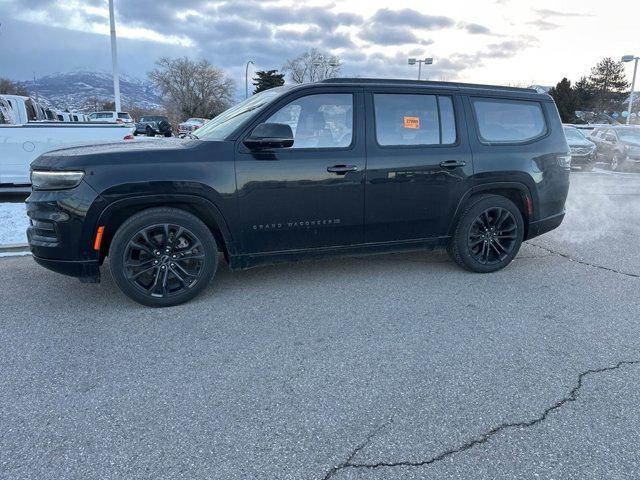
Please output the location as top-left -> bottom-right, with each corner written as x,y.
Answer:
0,78 -> 28,96
282,49 -> 342,84
149,57 -> 236,120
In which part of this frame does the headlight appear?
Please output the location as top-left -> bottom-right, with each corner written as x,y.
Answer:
31,170 -> 85,190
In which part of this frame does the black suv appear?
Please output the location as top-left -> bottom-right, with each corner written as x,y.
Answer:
27,79 -> 570,307
589,126 -> 640,171
134,116 -> 173,137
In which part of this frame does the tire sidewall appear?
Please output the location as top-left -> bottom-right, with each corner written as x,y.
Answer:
452,195 -> 524,273
110,209 -> 217,307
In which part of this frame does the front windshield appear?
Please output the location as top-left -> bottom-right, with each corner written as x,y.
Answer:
564,128 -> 586,141
194,86 -> 292,141
617,129 -> 640,142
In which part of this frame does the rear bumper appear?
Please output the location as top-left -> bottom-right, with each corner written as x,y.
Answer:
526,211 -> 565,240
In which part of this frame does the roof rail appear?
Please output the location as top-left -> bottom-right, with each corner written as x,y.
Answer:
317,78 -> 538,93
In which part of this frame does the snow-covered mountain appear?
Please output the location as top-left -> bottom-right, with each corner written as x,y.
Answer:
17,70 -> 164,112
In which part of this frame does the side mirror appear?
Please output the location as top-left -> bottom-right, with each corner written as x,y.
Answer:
244,123 -> 294,150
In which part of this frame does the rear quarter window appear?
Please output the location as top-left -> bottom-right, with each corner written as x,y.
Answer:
472,98 -> 547,144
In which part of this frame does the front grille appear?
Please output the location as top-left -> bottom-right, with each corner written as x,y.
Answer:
571,147 -> 592,155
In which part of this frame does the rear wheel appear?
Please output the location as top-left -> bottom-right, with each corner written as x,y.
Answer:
448,195 -> 524,273
110,208 -> 217,307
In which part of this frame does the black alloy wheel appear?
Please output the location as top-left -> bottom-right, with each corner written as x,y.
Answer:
448,194 -> 524,273
124,224 -> 205,298
110,208 -> 217,307
467,207 -> 518,265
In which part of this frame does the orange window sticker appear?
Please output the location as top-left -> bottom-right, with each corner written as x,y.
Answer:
403,116 -> 420,129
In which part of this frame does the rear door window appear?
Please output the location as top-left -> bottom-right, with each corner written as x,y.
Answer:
373,94 -> 457,146
472,98 -> 547,144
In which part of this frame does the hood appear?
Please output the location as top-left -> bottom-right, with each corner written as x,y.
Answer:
30,138 -> 197,170
567,138 -> 594,148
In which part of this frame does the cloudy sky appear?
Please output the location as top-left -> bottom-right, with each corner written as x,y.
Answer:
0,0 -> 637,91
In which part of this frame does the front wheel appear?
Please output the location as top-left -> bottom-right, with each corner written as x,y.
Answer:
611,153 -> 626,172
448,195 -> 524,273
110,208 -> 218,307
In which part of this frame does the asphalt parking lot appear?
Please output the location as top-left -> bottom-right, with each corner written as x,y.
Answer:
1,168 -> 639,480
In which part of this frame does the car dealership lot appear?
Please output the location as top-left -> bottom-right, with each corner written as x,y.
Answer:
1,170 -> 639,479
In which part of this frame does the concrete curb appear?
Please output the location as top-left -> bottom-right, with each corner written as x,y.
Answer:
0,243 -> 30,254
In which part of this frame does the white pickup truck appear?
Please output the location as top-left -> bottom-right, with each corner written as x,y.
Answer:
0,95 -> 135,186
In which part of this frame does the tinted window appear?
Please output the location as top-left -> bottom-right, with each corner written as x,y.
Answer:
563,127 -> 584,141
266,93 -> 353,149
196,86 -> 290,141
439,96 -> 456,144
617,129 -> 640,142
25,99 -> 38,121
373,94 -> 456,146
118,112 -> 132,120
472,98 -> 546,143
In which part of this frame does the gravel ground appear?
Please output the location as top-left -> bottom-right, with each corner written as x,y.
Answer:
0,169 -> 639,480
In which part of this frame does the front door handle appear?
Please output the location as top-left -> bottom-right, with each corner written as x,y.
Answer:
439,160 -> 467,169
327,164 -> 358,174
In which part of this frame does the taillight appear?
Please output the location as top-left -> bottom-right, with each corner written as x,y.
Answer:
557,154 -> 571,169
194,125 -> 200,130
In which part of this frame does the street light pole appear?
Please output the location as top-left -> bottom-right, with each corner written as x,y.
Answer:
245,60 -> 254,99
108,0 -> 121,113
408,57 -> 433,80
622,55 -> 638,125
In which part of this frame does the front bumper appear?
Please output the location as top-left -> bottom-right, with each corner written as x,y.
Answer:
32,255 -> 100,281
26,180 -> 103,279
570,152 -> 595,166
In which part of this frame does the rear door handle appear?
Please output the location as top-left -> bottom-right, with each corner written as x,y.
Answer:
439,160 -> 467,169
327,164 -> 358,174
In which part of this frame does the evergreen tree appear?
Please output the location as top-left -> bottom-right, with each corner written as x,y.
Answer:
588,57 -> 630,112
549,78 -> 579,122
252,70 -> 285,94
573,76 -> 594,110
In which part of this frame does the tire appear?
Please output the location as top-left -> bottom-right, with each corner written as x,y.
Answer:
146,126 -> 155,137
611,152 -> 626,172
110,207 -> 218,307
448,194 -> 524,273
164,131 -> 172,138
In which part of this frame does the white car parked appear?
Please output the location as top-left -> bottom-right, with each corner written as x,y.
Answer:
0,96 -> 135,186
178,117 -> 208,135
0,98 -> 16,125
88,111 -> 135,127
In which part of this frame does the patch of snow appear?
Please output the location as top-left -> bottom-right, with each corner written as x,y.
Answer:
0,203 -> 29,245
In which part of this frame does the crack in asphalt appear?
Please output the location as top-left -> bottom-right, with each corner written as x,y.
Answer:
322,416 -> 395,480
526,242 -> 640,278
323,361 -> 639,478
